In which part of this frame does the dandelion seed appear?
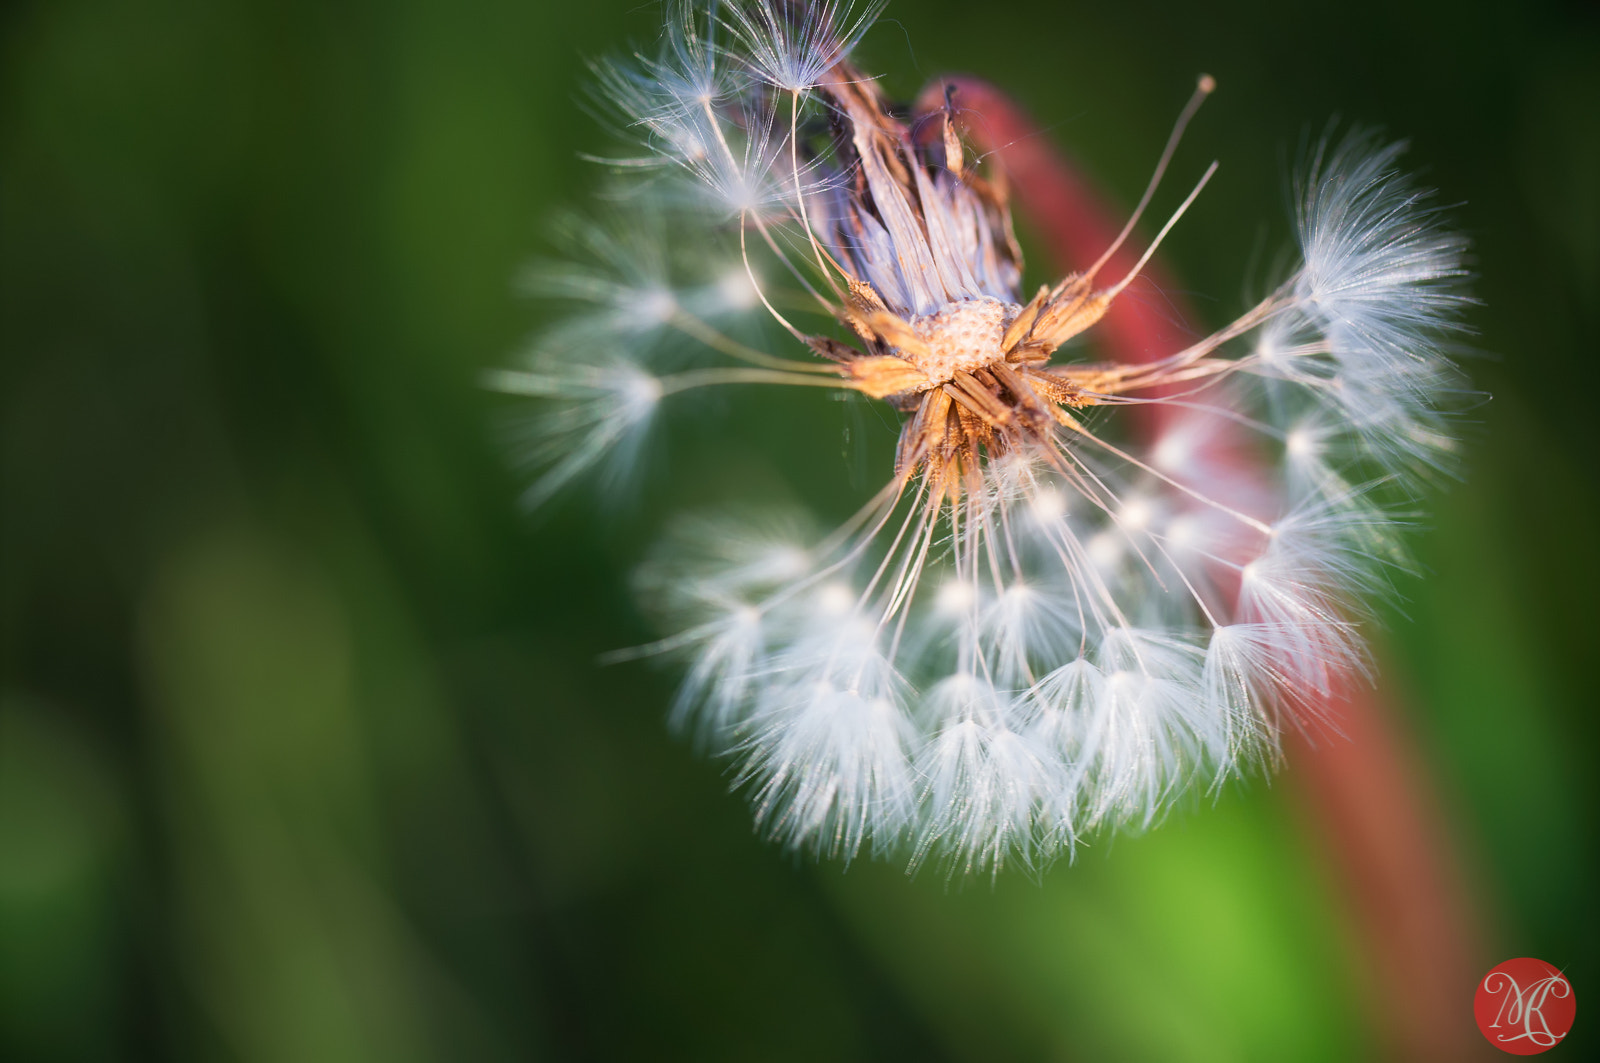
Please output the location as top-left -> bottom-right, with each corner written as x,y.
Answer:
497,1 -> 1476,874
724,0 -> 888,93
489,358 -> 662,510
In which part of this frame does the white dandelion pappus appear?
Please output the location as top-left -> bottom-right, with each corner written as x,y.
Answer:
724,0 -> 888,93
488,356 -> 663,511
496,0 -> 1474,874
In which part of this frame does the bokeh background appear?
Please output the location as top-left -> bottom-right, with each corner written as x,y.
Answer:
3,0 -> 1596,1059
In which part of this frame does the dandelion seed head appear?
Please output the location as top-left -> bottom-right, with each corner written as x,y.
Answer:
502,0 -> 1478,874
1088,532 -> 1125,570
715,268 -> 760,311
1284,426 -> 1314,458
814,581 -> 855,617
1029,487 -> 1068,524
637,288 -> 679,327
1120,496 -> 1154,532
1164,514 -> 1197,548
621,366 -> 665,409
935,578 -> 976,616
1151,429 -> 1193,473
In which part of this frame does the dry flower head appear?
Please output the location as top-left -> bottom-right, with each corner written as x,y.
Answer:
493,0 -> 1473,875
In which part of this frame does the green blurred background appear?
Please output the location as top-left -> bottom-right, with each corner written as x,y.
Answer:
2,0 -> 1596,1059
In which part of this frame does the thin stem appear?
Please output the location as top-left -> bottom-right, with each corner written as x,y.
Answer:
1105,161 -> 1219,299
748,206 -> 840,314
1056,407 -> 1274,535
670,310 -> 838,372
1086,74 -> 1216,281
740,211 -> 809,342
697,93 -> 820,342
791,90 -> 843,292
658,366 -> 849,394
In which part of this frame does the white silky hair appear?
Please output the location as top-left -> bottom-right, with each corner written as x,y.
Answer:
519,209 -> 767,370
516,211 -> 684,357
724,0 -> 888,93
664,95 -> 827,216
589,1 -> 739,154
736,616 -> 917,859
1265,130 -> 1473,475
494,0 -> 1475,874
915,671 -> 1063,874
487,357 -> 662,512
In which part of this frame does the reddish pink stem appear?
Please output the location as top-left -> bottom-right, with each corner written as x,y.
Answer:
918,77 -> 1490,1061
